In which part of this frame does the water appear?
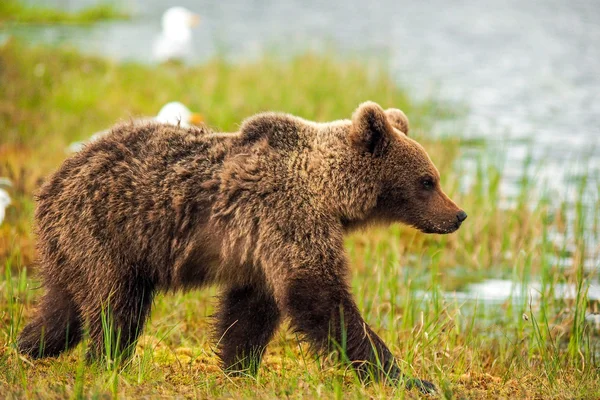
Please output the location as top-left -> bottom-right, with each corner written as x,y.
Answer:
410,278 -> 600,335
3,1 -> 600,294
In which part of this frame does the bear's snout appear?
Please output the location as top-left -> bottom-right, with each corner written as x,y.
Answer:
450,209 -> 468,231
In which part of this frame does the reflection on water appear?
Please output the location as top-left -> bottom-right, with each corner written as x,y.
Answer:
452,278 -> 600,304
417,278 -> 600,328
460,279 -> 600,327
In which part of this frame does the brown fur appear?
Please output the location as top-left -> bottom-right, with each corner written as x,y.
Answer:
18,102 -> 465,392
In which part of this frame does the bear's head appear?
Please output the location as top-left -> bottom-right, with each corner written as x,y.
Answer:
236,102 -> 466,234
345,101 -> 466,234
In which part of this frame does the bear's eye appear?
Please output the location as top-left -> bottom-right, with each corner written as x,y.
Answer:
421,177 -> 435,190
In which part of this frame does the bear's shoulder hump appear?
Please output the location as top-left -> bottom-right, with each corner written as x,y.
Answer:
239,112 -> 304,150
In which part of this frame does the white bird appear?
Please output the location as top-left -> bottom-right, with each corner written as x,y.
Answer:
0,178 -> 12,227
67,102 -> 203,153
154,101 -> 203,128
153,7 -> 200,62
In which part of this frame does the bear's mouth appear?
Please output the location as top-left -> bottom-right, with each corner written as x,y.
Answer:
420,220 -> 462,234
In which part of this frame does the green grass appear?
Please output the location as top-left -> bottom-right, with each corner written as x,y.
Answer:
0,0 -> 128,24
0,40 -> 599,398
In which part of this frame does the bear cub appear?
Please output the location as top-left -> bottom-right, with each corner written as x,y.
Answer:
18,101 -> 466,392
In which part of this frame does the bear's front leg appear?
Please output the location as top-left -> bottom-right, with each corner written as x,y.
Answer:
281,266 -> 436,394
285,272 -> 397,378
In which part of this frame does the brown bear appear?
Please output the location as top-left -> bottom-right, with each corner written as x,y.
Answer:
18,101 -> 466,393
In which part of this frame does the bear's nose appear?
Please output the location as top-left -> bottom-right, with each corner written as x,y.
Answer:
456,210 -> 468,222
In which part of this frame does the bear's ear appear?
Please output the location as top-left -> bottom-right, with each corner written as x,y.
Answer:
350,101 -> 394,155
385,108 -> 409,135
239,112 -> 300,150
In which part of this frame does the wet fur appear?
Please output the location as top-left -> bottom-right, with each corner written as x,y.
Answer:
18,102 -> 464,392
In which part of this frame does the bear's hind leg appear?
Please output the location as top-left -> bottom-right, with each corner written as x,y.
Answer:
215,285 -> 281,376
18,285 -> 83,358
83,272 -> 155,362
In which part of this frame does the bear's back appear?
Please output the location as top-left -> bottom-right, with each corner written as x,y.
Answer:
35,123 -> 235,283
